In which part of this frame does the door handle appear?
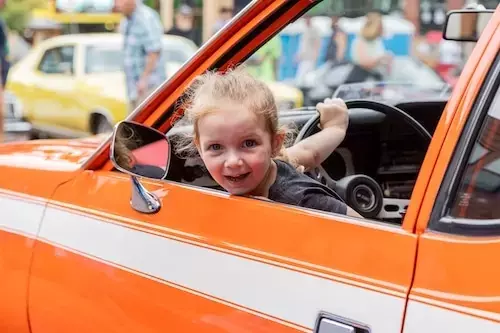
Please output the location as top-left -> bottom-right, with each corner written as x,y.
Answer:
314,312 -> 370,333
317,318 -> 355,333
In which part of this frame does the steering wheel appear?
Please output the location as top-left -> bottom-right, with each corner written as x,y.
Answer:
295,99 -> 432,220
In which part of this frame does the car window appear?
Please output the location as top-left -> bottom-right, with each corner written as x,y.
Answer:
38,46 -> 75,75
86,45 -> 123,73
388,57 -> 445,88
84,39 -> 196,74
449,87 -> 500,220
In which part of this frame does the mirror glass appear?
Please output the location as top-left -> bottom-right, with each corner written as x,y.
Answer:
111,121 -> 170,180
444,11 -> 493,42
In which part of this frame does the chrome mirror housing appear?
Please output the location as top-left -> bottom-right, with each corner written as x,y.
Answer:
110,121 -> 171,214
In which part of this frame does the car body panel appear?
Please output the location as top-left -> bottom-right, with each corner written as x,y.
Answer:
0,140 -> 89,333
28,169 -> 417,332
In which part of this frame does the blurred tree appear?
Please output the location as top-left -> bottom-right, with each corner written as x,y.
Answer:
1,0 -> 47,33
143,0 -> 160,11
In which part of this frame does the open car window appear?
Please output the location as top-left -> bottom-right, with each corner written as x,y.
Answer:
104,2 -> 492,225
161,30 -> 440,226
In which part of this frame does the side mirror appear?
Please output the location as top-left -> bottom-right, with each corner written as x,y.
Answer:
110,121 -> 171,180
443,9 -> 494,42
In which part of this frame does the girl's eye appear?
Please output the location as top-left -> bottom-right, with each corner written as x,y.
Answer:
243,140 -> 257,148
208,144 -> 221,151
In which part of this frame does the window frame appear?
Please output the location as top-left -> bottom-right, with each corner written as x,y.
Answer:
429,53 -> 500,236
38,45 -> 76,76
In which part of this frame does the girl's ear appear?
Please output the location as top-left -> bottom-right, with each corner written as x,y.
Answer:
271,131 -> 285,157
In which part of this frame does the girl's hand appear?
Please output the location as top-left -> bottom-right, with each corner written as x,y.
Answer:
316,98 -> 349,132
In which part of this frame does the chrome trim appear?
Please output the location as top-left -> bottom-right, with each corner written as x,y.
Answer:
378,198 -> 409,220
317,319 -> 355,333
314,312 -> 370,333
108,120 -> 171,180
129,176 -> 161,214
440,216 -> 500,227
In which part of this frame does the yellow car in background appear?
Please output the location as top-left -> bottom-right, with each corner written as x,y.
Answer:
7,33 -> 303,139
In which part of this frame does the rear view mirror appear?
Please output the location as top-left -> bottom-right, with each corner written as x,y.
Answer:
443,9 -> 494,42
110,121 -> 170,180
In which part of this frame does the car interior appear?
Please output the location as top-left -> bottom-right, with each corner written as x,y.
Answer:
163,97 -> 448,225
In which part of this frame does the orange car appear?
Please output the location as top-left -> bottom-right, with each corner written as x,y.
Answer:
0,2 -> 499,332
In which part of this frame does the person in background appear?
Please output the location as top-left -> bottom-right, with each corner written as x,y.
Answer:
295,14 -> 321,83
115,0 -> 166,112
165,4 -> 202,46
8,30 -> 31,64
212,6 -> 233,35
0,16 -> 9,86
350,11 -> 392,81
325,15 -> 347,65
0,0 -> 7,142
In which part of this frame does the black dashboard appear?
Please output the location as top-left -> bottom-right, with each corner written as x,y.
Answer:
317,99 -> 446,200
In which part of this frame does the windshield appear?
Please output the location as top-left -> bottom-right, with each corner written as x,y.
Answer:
388,57 -> 445,88
332,81 -> 451,101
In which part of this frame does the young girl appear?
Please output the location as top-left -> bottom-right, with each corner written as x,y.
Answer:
177,68 -> 361,217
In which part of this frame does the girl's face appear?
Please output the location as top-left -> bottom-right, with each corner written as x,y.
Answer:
196,103 -> 280,196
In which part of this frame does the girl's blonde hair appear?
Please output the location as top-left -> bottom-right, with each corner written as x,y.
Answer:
174,67 -> 297,166
361,12 -> 383,41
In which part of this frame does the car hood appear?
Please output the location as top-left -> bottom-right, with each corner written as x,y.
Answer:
0,135 -> 108,171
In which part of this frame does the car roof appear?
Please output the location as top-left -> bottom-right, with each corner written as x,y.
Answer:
41,33 -> 195,47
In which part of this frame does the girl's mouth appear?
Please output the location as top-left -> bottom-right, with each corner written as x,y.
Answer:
225,173 -> 250,183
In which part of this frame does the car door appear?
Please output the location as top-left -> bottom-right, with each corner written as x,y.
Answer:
404,32 -> 500,332
27,158 -> 418,333
31,45 -> 78,134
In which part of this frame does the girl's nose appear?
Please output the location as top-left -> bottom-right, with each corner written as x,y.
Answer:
224,151 -> 243,168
